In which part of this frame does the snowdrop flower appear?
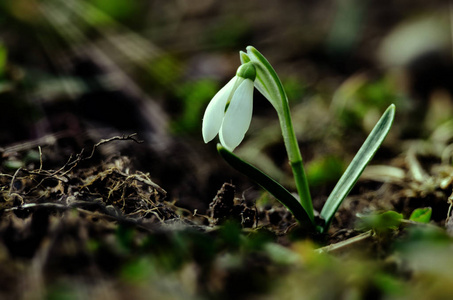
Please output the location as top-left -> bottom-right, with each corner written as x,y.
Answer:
202,62 -> 256,151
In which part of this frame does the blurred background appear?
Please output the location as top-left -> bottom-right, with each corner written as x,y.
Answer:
0,0 -> 452,212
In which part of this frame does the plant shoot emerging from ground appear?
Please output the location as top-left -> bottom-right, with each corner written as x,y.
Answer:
202,46 -> 395,234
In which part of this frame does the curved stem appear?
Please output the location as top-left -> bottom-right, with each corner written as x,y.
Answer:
246,47 -> 313,222
217,144 -> 314,230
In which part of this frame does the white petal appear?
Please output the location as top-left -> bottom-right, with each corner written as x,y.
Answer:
219,79 -> 254,151
202,77 -> 237,143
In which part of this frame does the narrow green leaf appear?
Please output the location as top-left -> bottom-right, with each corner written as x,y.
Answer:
409,207 -> 432,223
320,104 -> 396,230
217,144 -> 314,230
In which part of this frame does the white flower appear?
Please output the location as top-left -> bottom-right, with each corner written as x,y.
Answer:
202,63 -> 256,151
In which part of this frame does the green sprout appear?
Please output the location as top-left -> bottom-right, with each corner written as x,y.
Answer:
202,46 -> 395,234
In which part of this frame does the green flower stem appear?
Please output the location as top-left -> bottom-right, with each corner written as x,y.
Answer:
244,46 -> 314,222
280,97 -> 314,223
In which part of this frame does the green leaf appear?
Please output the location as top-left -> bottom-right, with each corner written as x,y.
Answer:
320,104 -> 396,231
409,207 -> 432,223
356,211 -> 403,233
217,144 -> 314,231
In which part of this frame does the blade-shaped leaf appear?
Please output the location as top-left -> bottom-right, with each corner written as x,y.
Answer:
217,144 -> 314,230
320,104 -> 396,231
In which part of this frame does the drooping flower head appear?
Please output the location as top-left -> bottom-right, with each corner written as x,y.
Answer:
202,62 -> 256,151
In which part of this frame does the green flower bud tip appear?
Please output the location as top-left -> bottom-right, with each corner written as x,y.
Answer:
236,62 -> 256,81
240,51 -> 251,64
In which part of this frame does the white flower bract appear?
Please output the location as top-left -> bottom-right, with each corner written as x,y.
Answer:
202,77 -> 237,144
202,76 -> 255,151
